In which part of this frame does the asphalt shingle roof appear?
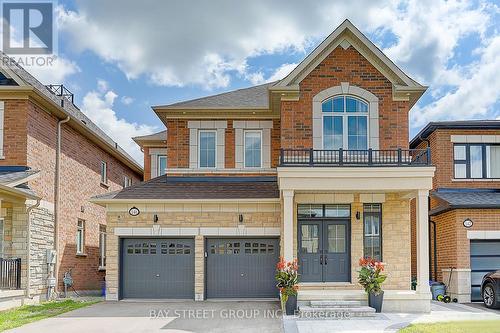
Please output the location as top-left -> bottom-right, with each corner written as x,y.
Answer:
156,82 -> 276,109
430,189 -> 500,215
132,130 -> 167,142
96,176 -> 279,200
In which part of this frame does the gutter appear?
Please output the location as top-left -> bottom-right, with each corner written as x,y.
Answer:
54,116 -> 70,291
25,197 -> 41,298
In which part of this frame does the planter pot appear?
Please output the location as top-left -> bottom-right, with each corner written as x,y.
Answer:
368,291 -> 384,313
285,294 -> 297,315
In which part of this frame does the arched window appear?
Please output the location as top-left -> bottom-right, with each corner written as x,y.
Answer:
321,96 -> 368,150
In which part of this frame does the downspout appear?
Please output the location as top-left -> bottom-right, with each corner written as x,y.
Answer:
54,116 -> 70,292
417,132 -> 437,281
26,197 -> 41,298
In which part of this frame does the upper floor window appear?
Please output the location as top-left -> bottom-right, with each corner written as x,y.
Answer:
244,130 -> 262,168
454,144 -> 500,179
123,176 -> 132,188
100,161 -> 107,184
322,96 -> 368,150
199,130 -> 216,168
157,155 -> 167,176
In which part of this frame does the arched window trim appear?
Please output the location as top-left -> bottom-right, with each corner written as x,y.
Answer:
312,83 -> 379,150
321,95 -> 369,150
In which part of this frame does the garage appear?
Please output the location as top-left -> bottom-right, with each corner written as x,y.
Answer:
470,240 -> 500,301
121,238 -> 194,299
206,238 -> 279,298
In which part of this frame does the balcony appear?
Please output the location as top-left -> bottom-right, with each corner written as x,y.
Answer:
0,258 -> 21,290
279,148 -> 431,167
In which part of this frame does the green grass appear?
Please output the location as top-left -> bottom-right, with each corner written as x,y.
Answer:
399,320 -> 500,333
0,299 -> 99,332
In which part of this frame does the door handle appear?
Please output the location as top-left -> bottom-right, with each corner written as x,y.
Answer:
319,255 -> 323,265
324,256 -> 328,265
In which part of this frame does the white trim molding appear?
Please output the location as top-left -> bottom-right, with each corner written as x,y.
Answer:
114,226 -> 280,237
149,148 -> 167,178
234,120 -> 272,168
188,121 -> 227,169
312,83 -> 379,150
467,230 -> 500,239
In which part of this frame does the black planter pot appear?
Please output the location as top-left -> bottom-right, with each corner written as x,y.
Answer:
368,291 -> 384,313
285,295 -> 297,315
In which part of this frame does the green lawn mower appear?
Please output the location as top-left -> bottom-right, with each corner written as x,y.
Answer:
434,267 -> 458,303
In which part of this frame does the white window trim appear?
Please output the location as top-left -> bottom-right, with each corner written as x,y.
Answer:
100,161 -> 107,184
243,130 -> 263,168
99,225 -> 106,270
321,96 -> 370,150
198,130 -> 217,169
312,83 -> 379,150
76,220 -> 85,255
157,155 -> 167,176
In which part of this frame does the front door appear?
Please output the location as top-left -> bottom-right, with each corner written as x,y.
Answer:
298,219 -> 350,282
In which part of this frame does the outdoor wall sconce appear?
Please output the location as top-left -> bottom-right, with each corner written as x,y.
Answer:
239,214 -> 244,223
153,214 -> 159,223
355,211 -> 361,221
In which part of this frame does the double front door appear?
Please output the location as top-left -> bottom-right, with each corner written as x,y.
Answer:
298,219 -> 350,282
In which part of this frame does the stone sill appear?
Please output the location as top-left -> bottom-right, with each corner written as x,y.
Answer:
452,178 -> 500,182
100,182 -> 110,189
75,253 -> 87,258
98,266 -> 106,272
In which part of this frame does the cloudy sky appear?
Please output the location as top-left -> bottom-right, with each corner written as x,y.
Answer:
11,0 -> 500,163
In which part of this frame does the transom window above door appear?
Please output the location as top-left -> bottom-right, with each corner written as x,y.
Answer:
322,96 -> 368,150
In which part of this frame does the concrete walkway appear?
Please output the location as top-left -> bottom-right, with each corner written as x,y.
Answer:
284,302 -> 500,333
7,300 -> 282,333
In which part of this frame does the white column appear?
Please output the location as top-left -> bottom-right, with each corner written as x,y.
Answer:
416,189 -> 430,293
282,190 -> 294,262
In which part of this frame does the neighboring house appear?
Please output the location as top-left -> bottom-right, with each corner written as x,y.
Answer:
410,120 -> 500,303
92,20 -> 435,312
133,131 -> 167,181
0,56 -> 143,309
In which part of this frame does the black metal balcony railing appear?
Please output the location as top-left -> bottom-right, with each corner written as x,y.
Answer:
0,258 -> 22,290
279,148 -> 431,167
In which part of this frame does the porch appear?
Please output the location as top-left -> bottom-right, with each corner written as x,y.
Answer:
277,163 -> 435,312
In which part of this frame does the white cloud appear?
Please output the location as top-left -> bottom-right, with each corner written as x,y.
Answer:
28,56 -> 80,84
268,63 -> 298,82
121,96 -> 134,105
80,82 -> 158,164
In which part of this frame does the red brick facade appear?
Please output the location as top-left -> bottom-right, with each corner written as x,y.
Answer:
2,98 -> 142,291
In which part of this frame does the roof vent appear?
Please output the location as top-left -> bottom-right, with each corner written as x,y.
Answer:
46,84 -> 75,105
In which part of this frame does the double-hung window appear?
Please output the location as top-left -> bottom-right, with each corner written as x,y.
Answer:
123,176 -> 132,188
100,161 -> 107,184
322,96 -> 368,150
199,130 -> 216,168
363,204 -> 382,261
99,225 -> 106,269
454,144 -> 500,179
76,220 -> 85,255
157,155 -> 167,176
244,131 -> 262,168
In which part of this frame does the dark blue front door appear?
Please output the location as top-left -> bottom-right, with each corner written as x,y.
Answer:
298,219 -> 350,282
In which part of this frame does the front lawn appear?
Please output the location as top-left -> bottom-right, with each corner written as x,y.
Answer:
399,320 -> 500,333
0,299 -> 99,332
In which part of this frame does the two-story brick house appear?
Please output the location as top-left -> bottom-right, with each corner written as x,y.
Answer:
93,20 -> 435,312
410,120 -> 500,304
0,55 -> 142,309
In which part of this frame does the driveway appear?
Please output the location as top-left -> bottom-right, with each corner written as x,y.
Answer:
7,300 -> 282,333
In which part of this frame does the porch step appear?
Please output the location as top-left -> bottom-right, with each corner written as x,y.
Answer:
309,300 -> 364,308
298,304 -> 376,318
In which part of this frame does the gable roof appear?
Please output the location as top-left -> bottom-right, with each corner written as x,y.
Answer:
272,20 -> 425,92
410,120 -> 500,148
132,130 -> 167,146
154,81 -> 275,110
0,52 -> 143,175
0,166 -> 40,199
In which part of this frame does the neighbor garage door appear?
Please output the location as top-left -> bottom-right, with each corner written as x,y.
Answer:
121,238 -> 194,299
206,238 -> 279,298
470,240 -> 500,301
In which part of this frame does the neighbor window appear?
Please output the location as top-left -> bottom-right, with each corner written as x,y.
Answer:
363,204 -> 382,261
454,144 -> 500,179
123,176 -> 132,188
99,225 -> 106,268
100,161 -> 107,184
244,131 -> 262,168
157,155 -> 167,176
199,130 -> 216,168
322,96 -> 368,150
76,220 -> 85,254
